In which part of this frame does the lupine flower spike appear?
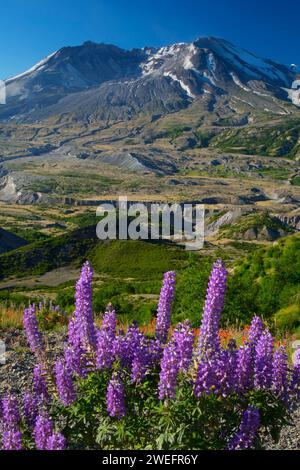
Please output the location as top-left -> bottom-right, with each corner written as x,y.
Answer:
23,304 -> 44,360
198,260 -> 228,359
74,261 -> 97,351
1,394 -> 22,450
106,373 -> 126,419
156,271 -> 176,343
158,341 -> 180,400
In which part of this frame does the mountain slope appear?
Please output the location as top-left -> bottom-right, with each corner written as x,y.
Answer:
1,37 -> 299,123
2,42 -> 145,121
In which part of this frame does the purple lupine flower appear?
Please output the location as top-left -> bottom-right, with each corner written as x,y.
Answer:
102,304 -> 117,336
106,373 -> 126,419
148,338 -> 163,365
64,343 -> 83,378
198,260 -> 228,359
228,407 -> 260,450
67,313 -> 77,346
216,342 -> 237,396
112,333 -> 129,366
2,394 -> 20,427
46,432 -> 66,450
96,330 -> 115,370
54,359 -> 76,406
1,394 -> 22,450
65,302 -> 94,378
125,323 -> 144,356
33,364 -> 50,401
33,413 -> 53,450
113,323 -> 145,368
289,364 -> 300,405
248,316 -> 264,346
131,335 -> 153,383
172,320 -> 194,372
158,341 -> 180,400
289,348 -> 300,404
64,315 -> 87,377
254,331 -> 274,389
2,429 -> 23,450
194,359 -> 218,396
294,347 -> 300,368
131,348 -> 149,384
23,304 -> 44,358
195,348 -> 237,398
235,343 -> 253,392
73,261 -> 97,351
272,346 -> 288,397
131,336 -> 163,384
156,271 -> 176,343
23,391 -> 39,427
96,305 -> 117,370
128,337 -> 162,384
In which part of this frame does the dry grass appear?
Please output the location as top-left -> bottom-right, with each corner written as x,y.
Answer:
0,304 -> 23,329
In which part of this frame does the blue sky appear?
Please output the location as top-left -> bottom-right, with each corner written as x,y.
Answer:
1,0 -> 299,79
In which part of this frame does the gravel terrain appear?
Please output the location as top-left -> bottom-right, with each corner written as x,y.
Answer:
265,406 -> 300,450
0,329 -> 66,396
0,329 -> 299,450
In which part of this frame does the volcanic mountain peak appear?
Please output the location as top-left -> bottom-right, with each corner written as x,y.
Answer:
1,37 -> 299,123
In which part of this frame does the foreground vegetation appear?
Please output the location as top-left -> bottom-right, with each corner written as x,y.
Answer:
1,260 -> 299,450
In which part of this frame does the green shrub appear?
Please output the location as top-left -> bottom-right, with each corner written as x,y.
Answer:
274,304 -> 300,331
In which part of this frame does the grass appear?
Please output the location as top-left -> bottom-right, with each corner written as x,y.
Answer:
0,304 -> 23,329
218,212 -> 291,239
253,167 -> 291,181
210,119 -> 300,158
27,174 -> 122,196
164,125 -> 192,140
291,176 -> 300,186
90,240 -> 188,279
5,226 -> 51,243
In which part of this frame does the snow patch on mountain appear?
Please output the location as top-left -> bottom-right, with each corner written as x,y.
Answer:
164,71 -> 195,98
284,87 -> 300,106
207,53 -> 217,73
230,72 -> 251,92
183,44 -> 197,70
140,43 -> 186,76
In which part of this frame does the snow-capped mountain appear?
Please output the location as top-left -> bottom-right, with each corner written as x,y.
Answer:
1,37 -> 299,122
